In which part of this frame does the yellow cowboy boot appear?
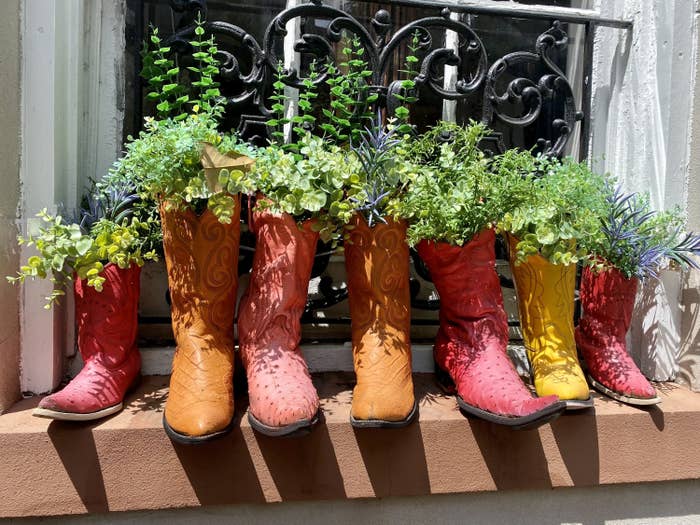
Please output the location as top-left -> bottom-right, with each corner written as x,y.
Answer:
507,236 -> 592,409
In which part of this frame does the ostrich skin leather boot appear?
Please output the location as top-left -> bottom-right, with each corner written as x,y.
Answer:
576,266 -> 659,405
417,229 -> 565,429
237,209 -> 320,436
345,215 -> 416,427
161,201 -> 240,444
33,263 -> 142,421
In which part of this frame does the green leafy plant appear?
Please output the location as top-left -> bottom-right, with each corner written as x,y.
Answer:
586,186 -> 700,279
141,15 -> 222,121
392,29 -> 421,127
395,121 -> 517,246
107,114 -> 256,223
7,186 -> 158,307
498,153 -> 610,265
251,134 -> 361,243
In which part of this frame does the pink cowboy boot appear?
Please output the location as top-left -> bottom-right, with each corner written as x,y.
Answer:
34,263 -> 141,421
237,209 -> 320,436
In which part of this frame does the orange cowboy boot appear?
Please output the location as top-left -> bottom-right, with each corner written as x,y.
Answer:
160,200 -> 241,444
345,214 -> 416,427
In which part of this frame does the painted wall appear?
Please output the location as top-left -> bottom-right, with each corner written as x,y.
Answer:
590,0 -> 696,212
0,0 -> 22,412
5,480 -> 700,525
590,0 -> 700,388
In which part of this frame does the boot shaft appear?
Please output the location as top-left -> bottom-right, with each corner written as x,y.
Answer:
160,202 -> 241,344
344,215 -> 411,350
579,266 -> 638,333
74,263 -> 141,366
237,209 -> 319,353
507,235 -> 577,352
416,229 -> 505,325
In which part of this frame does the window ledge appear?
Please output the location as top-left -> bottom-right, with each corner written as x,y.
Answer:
1,374 -> 699,518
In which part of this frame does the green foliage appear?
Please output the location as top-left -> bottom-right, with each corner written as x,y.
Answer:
141,15 -> 222,121
266,35 -> 378,146
7,206 -> 158,307
586,187 -> 700,279
392,30 -> 421,130
396,121 -> 516,246
251,134 -> 361,243
348,117 -> 414,226
107,114 -> 256,223
497,153 -> 610,265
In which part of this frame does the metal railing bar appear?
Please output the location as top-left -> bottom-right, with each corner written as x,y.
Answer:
353,0 -> 632,29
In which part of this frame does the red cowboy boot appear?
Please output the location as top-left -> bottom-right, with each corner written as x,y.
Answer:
576,266 -> 660,405
33,263 -> 142,421
417,229 -> 565,429
237,209 -> 320,436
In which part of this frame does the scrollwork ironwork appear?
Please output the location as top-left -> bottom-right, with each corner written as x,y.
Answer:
150,0 -> 584,327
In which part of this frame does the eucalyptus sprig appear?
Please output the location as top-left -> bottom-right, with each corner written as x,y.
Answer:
251,134 -> 361,243
141,15 -> 223,121
8,194 -> 158,307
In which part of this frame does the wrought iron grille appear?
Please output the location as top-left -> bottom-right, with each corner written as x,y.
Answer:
125,0 -> 630,344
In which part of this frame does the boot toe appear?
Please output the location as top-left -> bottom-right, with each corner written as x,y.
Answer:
165,401 -> 234,438
350,383 -> 415,422
247,363 -> 319,429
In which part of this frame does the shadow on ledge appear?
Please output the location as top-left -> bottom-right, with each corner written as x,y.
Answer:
47,420 -> 110,513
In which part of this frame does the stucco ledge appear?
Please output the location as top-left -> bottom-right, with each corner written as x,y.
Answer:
1,373 -> 699,519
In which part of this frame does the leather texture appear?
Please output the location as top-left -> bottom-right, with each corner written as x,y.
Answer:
345,215 -> 415,422
507,235 -> 590,401
417,230 -> 559,417
37,263 -> 141,415
237,210 -> 320,429
161,201 -> 240,438
575,267 -> 657,399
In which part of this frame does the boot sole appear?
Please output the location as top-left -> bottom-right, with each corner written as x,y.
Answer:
33,402 -> 123,422
248,409 -> 320,437
435,366 -> 567,430
31,374 -> 142,422
349,401 -> 418,429
588,376 -> 661,406
163,414 -> 236,445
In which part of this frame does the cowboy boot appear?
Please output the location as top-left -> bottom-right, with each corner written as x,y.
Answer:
417,229 -> 565,429
576,266 -> 660,405
237,209 -> 320,436
345,215 -> 416,427
33,263 -> 142,421
507,236 -> 592,408
161,201 -> 240,444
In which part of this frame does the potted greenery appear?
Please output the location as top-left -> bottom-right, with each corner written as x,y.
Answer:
342,118 -> 417,428
237,134 -> 359,436
499,153 -> 609,409
395,122 -> 565,428
8,183 -> 158,421
576,187 -> 700,405
107,20 -> 258,444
